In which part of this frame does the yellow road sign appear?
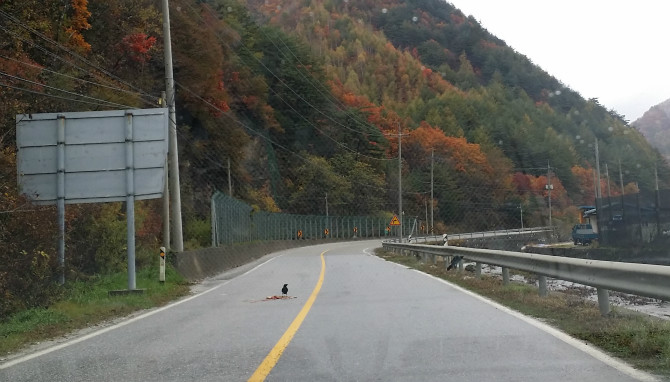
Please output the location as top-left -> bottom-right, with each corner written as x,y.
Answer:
390,215 -> 400,226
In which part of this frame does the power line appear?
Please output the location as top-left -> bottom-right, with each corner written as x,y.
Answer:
0,71 -> 135,109
0,81 -> 136,108
265,85 -> 391,162
0,10 -> 157,103
174,81 -> 392,194
257,24 -> 382,134
0,54 -> 156,106
186,2 -> 391,154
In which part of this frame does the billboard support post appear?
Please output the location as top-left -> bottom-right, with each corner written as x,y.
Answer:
17,108 -> 168,288
125,112 -> 136,290
57,115 -> 65,285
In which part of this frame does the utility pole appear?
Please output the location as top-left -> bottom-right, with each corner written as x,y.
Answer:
619,159 -> 626,218
398,123 -> 403,242
430,148 -> 435,233
655,163 -> 661,237
424,199 -> 428,234
606,163 -> 613,224
160,91 -> 170,250
595,139 -> 602,198
325,192 -> 329,238
546,162 -> 553,227
619,159 -> 624,195
161,0 -> 184,251
594,140 -> 602,238
227,157 -> 232,196
605,163 -> 611,198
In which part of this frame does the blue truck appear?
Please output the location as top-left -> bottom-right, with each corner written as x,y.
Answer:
571,224 -> 598,245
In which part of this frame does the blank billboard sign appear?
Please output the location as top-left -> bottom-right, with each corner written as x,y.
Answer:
16,108 -> 168,204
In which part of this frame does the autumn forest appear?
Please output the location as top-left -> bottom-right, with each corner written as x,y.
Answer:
0,0 -> 667,316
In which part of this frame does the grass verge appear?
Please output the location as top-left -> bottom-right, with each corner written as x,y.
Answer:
376,248 -> 670,378
0,265 -> 190,356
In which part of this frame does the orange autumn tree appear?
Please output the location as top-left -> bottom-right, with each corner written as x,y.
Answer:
529,174 -> 570,209
64,0 -> 92,52
572,165 -> 638,206
571,165 -> 597,205
401,123 -> 516,230
407,122 -> 491,174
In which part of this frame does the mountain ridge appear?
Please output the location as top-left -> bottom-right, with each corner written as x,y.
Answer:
633,98 -> 670,159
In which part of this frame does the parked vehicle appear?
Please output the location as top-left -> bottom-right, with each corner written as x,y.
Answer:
571,224 -> 598,245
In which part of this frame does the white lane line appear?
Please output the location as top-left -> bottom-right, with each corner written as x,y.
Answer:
0,255 -> 279,370
240,255 -> 278,278
413,270 -> 658,382
363,247 -> 377,256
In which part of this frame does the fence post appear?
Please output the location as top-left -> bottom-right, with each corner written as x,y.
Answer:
211,195 -> 217,247
502,267 -> 510,285
597,288 -> 610,315
538,275 -> 548,297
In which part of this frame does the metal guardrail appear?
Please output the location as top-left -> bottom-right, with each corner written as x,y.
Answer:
442,226 -> 553,240
382,242 -> 670,315
384,226 -> 554,244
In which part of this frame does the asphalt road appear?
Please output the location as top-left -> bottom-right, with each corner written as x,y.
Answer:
0,240 -> 656,381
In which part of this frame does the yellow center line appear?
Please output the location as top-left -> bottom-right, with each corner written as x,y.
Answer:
247,250 -> 327,382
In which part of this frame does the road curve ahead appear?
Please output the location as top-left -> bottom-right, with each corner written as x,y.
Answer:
0,240 -> 655,381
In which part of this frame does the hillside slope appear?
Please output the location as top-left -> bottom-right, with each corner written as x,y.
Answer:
250,0 -> 667,194
633,98 -> 670,159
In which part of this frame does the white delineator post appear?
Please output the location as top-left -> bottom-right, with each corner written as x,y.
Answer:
159,246 -> 166,283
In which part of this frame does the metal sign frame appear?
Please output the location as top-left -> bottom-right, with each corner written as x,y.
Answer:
16,108 -> 168,288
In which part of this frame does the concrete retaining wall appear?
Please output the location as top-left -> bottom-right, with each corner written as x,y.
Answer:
173,239 -> 334,281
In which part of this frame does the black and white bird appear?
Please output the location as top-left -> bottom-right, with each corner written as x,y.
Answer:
446,256 -> 463,271
281,284 -> 288,295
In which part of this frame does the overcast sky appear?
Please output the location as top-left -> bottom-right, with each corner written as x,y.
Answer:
448,0 -> 669,122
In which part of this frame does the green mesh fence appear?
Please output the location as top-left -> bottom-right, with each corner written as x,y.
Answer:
211,191 -> 403,246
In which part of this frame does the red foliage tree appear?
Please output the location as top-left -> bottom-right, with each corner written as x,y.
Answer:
120,33 -> 157,64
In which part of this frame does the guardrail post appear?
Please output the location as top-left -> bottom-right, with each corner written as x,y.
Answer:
538,275 -> 547,297
502,267 -> 510,285
445,256 -> 451,270
431,254 -> 436,265
458,258 -> 464,272
475,262 -> 482,278
597,288 -> 611,315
